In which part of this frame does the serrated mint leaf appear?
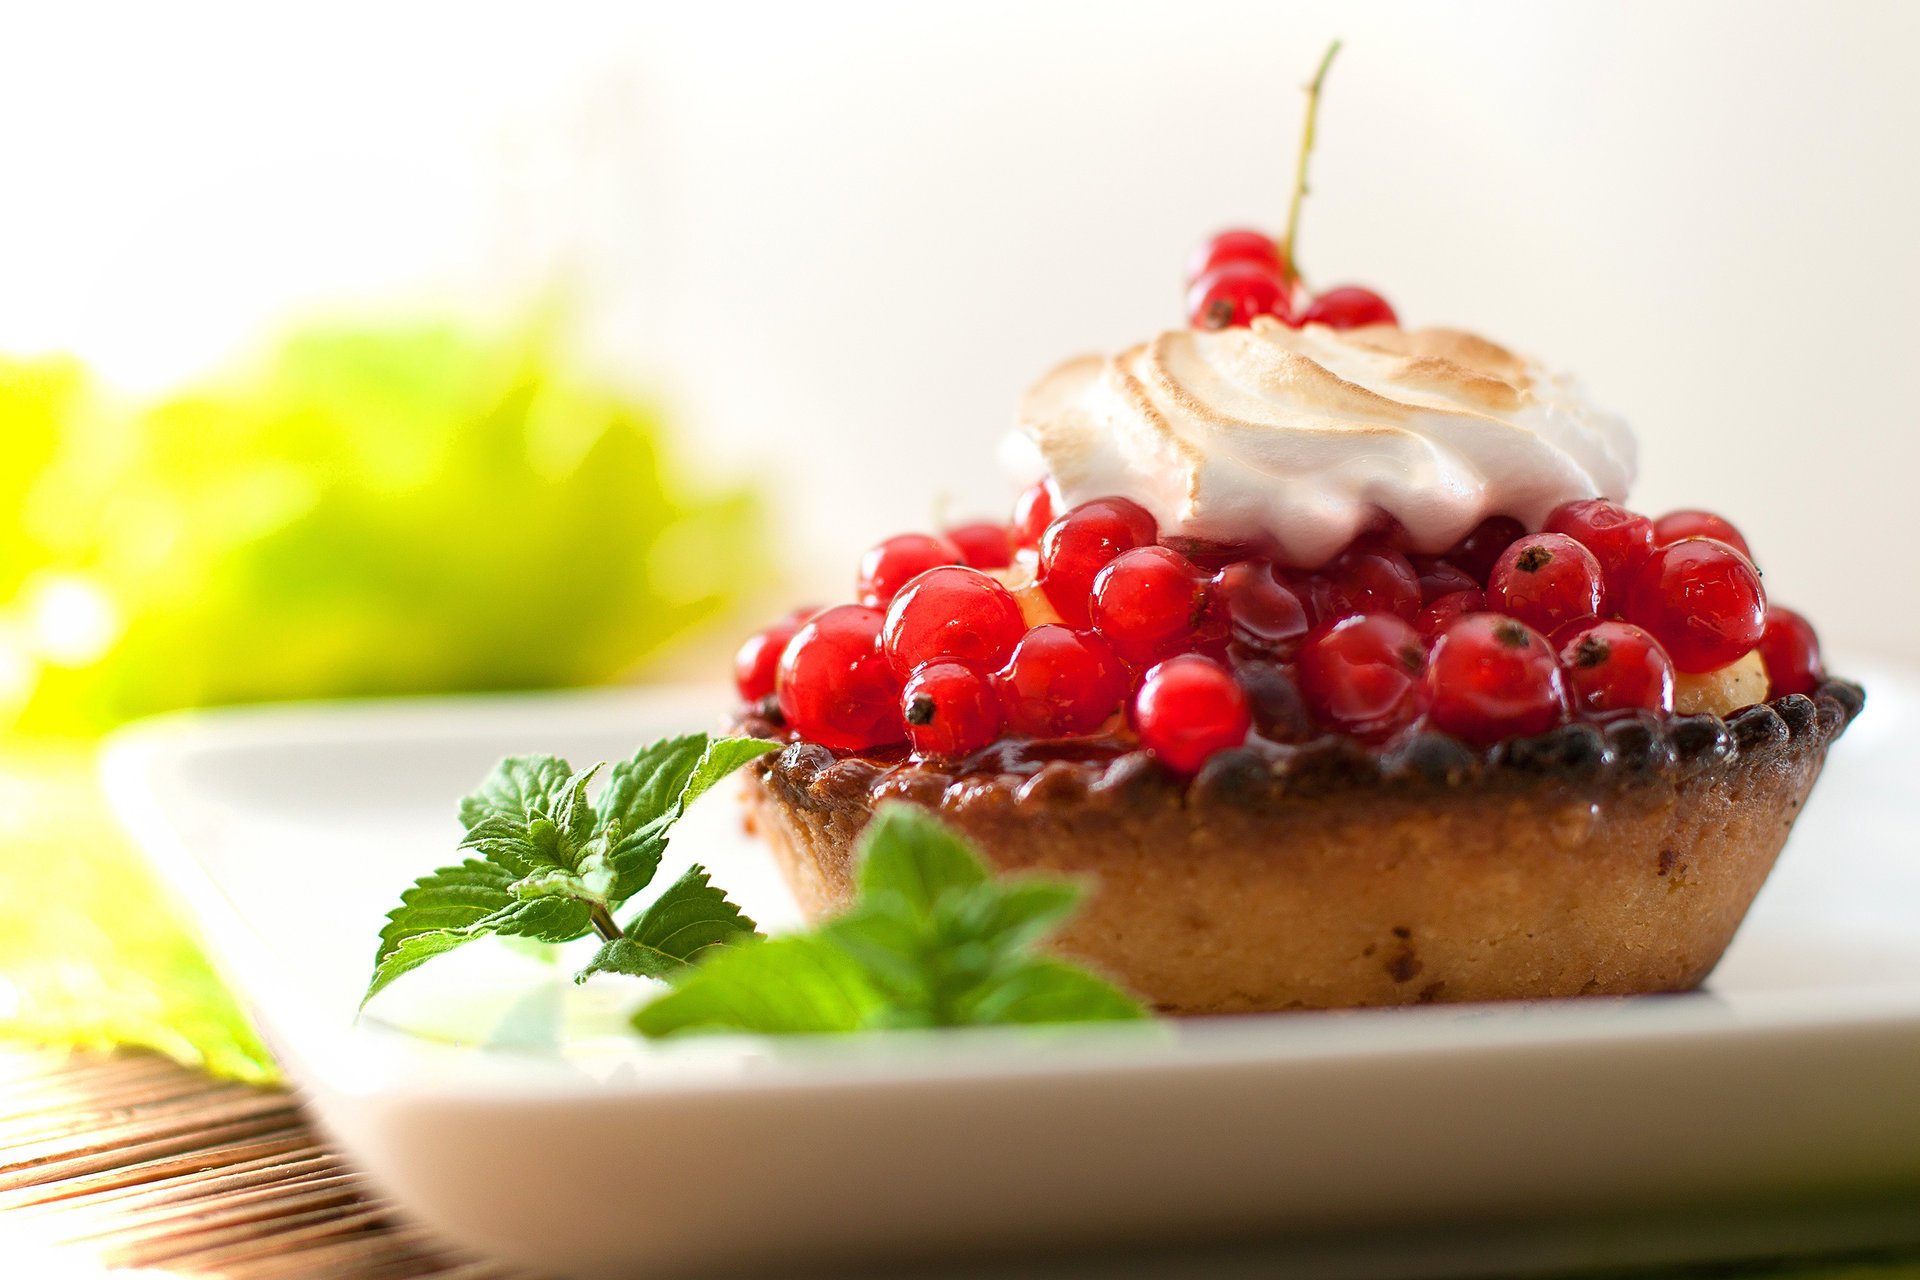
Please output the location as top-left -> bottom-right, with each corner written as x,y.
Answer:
374,858 -> 515,970
598,735 -> 778,905
853,805 -> 989,920
632,936 -> 880,1038
458,754 -> 573,832
945,879 -> 1082,956
365,930 -> 478,1007
577,865 -> 758,983
960,959 -> 1151,1026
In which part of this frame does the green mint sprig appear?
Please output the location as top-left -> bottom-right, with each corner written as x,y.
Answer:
362,733 -> 778,1007
632,805 -> 1150,1038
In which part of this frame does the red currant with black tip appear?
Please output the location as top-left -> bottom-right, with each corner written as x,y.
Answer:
1091,545 -> 1210,665
1489,533 -> 1606,635
1425,614 -> 1568,745
1447,516 -> 1526,585
1542,499 -> 1655,600
994,625 -> 1129,738
1308,541 -> 1422,623
777,605 -> 905,751
901,662 -> 1004,759
1757,606 -> 1822,697
1187,261 -> 1294,331
1416,588 -> 1486,643
1653,510 -> 1752,562
1558,620 -> 1675,716
882,565 -> 1027,678
857,532 -> 964,609
1302,285 -> 1398,329
734,616 -> 804,703
1133,655 -> 1252,775
1622,538 -> 1767,674
1037,497 -> 1158,627
1296,613 -> 1428,740
944,521 -> 1013,570
1187,229 -> 1285,284
1010,481 -> 1056,550
1212,559 -> 1311,660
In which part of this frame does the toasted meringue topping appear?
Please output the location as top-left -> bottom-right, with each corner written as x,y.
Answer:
1012,317 -> 1636,566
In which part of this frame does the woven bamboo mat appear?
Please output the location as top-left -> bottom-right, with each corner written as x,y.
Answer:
0,1045 -> 531,1279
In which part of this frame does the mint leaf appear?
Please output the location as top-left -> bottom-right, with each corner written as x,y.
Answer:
853,804 -> 989,918
632,936 -> 880,1037
576,865 -> 758,982
598,736 -> 778,903
961,959 -> 1151,1026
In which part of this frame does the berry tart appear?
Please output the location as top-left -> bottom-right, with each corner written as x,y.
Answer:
729,53 -> 1861,1014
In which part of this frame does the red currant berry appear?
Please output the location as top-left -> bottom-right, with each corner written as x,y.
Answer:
1446,515 -> 1526,585
733,616 -> 804,702
1757,605 -> 1822,697
901,661 -> 1004,758
1010,480 -> 1056,550
1090,545 -> 1210,665
1233,659 -> 1314,743
1308,541 -> 1422,623
1489,533 -> 1606,635
1133,655 -> 1251,775
1296,613 -> 1428,740
994,625 -> 1129,738
1212,559 -> 1311,660
1187,261 -> 1294,331
1416,588 -> 1487,643
1411,556 -> 1480,604
1542,498 -> 1655,600
1425,614 -> 1568,745
1622,538 -> 1767,674
776,605 -> 905,751
1186,228 -> 1284,283
1558,620 -> 1675,716
944,521 -> 1013,570
1653,509 -> 1752,561
1037,497 -> 1158,627
882,565 -> 1026,678
1301,285 -> 1398,329
857,532 -> 964,609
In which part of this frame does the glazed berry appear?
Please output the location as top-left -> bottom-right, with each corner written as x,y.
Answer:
1212,559 -> 1310,660
1091,546 -> 1211,664
1308,541 -> 1422,623
1301,285 -> 1398,329
776,605 -> 905,751
1623,538 -> 1767,673
1010,481 -> 1056,550
1186,228 -> 1284,284
1425,614 -> 1568,745
1036,497 -> 1158,627
1757,605 -> 1823,698
994,625 -> 1129,738
1411,556 -> 1479,604
1233,659 -> 1314,743
1542,499 -> 1655,599
1653,509 -> 1752,561
1488,533 -> 1606,636
1187,261 -> 1293,331
1416,588 -> 1486,643
1558,620 -> 1675,716
882,565 -> 1027,677
1296,613 -> 1428,740
1133,655 -> 1252,775
857,532 -> 964,608
733,615 -> 805,703
1446,515 -> 1526,585
900,662 -> 1004,759
944,521 -> 1013,571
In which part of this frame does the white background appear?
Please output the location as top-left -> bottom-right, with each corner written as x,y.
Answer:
5,1 -> 1916,664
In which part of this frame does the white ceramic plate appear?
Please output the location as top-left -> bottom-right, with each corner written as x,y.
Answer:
101,672 -> 1920,1280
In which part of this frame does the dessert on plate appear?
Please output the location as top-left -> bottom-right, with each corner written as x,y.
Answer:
727,61 -> 1861,1015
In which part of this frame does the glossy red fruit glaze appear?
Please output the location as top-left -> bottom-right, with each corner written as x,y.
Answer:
776,605 -> 904,751
1133,655 -> 1252,775
1212,559 -> 1310,660
1186,228 -> 1284,283
733,616 -> 804,702
1542,499 -> 1655,599
882,565 -> 1027,678
1558,620 -> 1675,716
1090,545 -> 1210,665
1654,510 -> 1752,561
1447,516 -> 1526,585
900,661 -> 1004,759
1488,533 -> 1606,635
857,533 -> 964,609
1296,613 -> 1428,740
1623,538 -> 1767,674
1411,556 -> 1479,604
1187,261 -> 1294,331
1010,481 -> 1056,550
1425,614 -> 1568,746
1037,497 -> 1158,627
1757,606 -> 1823,697
944,521 -> 1013,571
994,625 -> 1129,738
1301,285 -> 1398,329
1416,588 -> 1486,643
1308,541 -> 1422,623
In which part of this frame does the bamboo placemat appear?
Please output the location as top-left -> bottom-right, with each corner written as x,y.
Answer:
0,1045 -> 531,1278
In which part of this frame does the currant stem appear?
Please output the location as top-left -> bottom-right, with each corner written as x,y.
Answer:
589,903 -> 622,942
1280,39 -> 1342,290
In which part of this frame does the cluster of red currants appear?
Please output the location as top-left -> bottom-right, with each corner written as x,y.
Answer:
736,486 -> 1824,778
1185,229 -> 1397,332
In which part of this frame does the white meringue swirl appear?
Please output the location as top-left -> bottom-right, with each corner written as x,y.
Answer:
1012,317 -> 1636,567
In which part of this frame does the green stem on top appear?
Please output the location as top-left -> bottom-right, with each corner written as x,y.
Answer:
1280,39 -> 1343,290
